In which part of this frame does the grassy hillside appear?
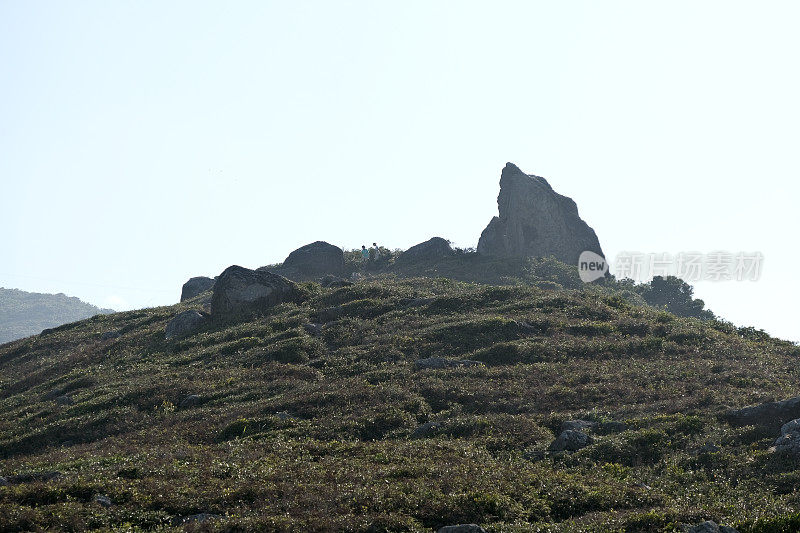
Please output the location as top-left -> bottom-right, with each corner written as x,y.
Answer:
0,288 -> 113,344
0,271 -> 799,531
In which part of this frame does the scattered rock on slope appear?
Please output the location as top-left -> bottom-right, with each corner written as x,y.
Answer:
773,418 -> 800,456
181,276 -> 216,301
723,396 -> 800,432
437,525 -> 487,533
211,265 -> 301,322
686,520 -> 739,533
477,162 -> 604,264
414,357 -> 481,370
282,241 -> 345,276
395,237 -> 455,265
549,429 -> 593,452
165,310 -> 209,340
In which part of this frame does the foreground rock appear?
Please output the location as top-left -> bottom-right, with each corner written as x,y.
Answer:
283,241 -> 345,276
773,418 -> 800,456
6,471 -> 62,484
437,525 -> 487,533
165,310 -> 209,340
181,276 -> 216,301
723,396 -> 800,432
211,265 -> 301,322
686,520 -> 739,533
395,237 -> 455,266
477,163 -> 604,264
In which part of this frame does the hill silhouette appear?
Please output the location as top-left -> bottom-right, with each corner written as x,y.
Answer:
0,288 -> 113,344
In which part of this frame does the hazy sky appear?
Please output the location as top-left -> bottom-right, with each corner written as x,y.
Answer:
1,2 -> 798,342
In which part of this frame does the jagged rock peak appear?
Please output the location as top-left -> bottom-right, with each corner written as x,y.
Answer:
477,163 -> 604,264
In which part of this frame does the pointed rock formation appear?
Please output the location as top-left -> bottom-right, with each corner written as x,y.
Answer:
477,163 -> 604,264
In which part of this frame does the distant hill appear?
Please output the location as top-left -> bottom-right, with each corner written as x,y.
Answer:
0,288 -> 113,344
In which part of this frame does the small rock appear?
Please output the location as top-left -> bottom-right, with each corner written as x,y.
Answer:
303,323 -> 324,337
403,297 -> 436,308
561,420 -> 598,433
7,471 -> 62,484
42,388 -> 64,400
275,411 -> 296,421
414,357 -> 481,370
549,430 -> 593,452
93,493 -> 112,507
773,418 -> 800,456
165,310 -> 209,340
179,394 -> 202,408
686,521 -> 739,533
0,476 -> 8,486
320,275 -> 352,288
175,513 -> 220,525
100,330 -> 121,341
55,395 -> 74,406
632,482 -> 652,490
523,449 -> 548,462
412,421 -> 446,438
697,441 -> 720,454
437,525 -> 487,533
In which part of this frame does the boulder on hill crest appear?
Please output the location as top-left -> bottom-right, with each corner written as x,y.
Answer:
211,265 -> 302,322
180,276 -> 216,302
395,237 -> 455,265
282,241 -> 345,276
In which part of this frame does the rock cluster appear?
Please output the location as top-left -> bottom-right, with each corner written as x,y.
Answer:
477,163 -> 604,264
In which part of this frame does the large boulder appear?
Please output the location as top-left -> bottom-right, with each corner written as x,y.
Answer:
723,396 -> 800,432
181,277 -> 216,302
211,265 -> 301,321
282,241 -> 345,276
477,163 -> 604,264
395,237 -> 455,265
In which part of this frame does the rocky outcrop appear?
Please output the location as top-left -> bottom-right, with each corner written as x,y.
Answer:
181,277 -> 216,302
165,310 -> 209,340
211,265 -> 301,322
282,241 -> 345,276
395,237 -> 455,265
477,163 -> 604,264
723,396 -> 800,432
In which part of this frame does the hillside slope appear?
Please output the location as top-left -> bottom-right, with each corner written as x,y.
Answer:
0,274 -> 799,532
0,288 -> 113,344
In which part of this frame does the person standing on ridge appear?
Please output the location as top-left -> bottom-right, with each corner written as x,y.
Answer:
372,243 -> 381,261
361,245 -> 369,262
